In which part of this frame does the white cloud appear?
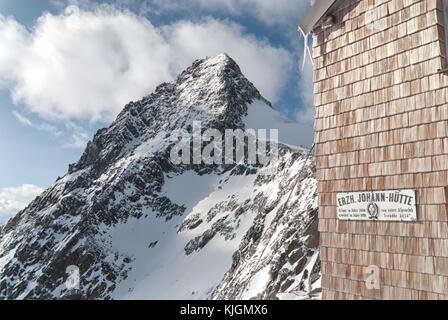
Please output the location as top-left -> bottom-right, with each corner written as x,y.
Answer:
0,184 -> 44,224
0,6 -> 294,123
12,111 -> 33,127
63,122 -> 90,148
12,110 -> 63,136
163,19 -> 293,103
12,110 -> 91,148
52,0 -> 311,26
145,0 -> 310,26
294,57 -> 315,124
0,6 -> 172,122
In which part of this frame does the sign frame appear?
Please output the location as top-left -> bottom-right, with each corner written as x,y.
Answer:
336,189 -> 417,222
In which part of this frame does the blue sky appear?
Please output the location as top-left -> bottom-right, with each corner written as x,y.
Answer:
0,0 -> 313,222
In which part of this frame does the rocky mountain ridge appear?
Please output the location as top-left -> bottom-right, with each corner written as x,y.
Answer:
0,54 -> 320,300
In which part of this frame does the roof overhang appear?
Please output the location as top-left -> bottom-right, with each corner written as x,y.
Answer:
298,0 -> 344,35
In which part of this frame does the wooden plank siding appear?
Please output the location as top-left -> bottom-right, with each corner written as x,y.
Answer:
312,0 -> 448,299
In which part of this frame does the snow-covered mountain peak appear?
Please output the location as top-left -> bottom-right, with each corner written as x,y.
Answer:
0,55 -> 319,300
173,52 -> 271,117
69,53 -> 271,175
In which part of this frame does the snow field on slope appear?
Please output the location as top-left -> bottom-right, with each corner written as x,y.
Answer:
108,170 -> 260,299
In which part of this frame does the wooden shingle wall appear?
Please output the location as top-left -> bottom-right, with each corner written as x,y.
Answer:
313,0 -> 448,299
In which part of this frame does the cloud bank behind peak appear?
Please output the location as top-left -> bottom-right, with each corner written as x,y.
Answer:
0,6 -> 294,122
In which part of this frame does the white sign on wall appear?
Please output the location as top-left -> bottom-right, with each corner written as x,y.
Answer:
336,190 -> 417,221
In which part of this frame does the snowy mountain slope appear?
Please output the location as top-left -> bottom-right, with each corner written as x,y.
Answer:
210,151 -> 319,300
0,54 -> 319,300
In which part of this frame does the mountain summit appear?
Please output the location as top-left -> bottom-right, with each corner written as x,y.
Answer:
0,54 -> 319,300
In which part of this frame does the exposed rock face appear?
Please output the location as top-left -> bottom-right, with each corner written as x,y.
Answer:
0,54 -> 319,300
211,150 -> 320,300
